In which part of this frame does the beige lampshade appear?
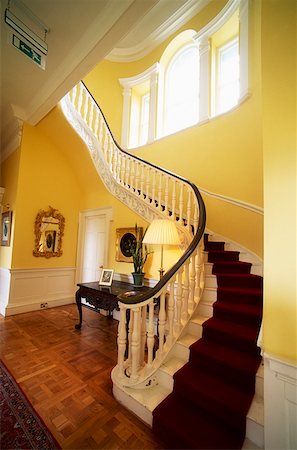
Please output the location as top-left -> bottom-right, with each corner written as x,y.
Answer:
142,219 -> 180,246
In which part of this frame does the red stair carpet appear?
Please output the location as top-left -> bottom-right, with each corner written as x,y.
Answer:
152,235 -> 263,449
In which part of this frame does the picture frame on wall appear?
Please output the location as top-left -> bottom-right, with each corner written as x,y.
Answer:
99,269 -> 114,286
115,227 -> 143,262
1,211 -> 12,246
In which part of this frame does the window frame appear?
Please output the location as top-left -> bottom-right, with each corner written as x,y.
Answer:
162,42 -> 199,136
215,36 -> 239,115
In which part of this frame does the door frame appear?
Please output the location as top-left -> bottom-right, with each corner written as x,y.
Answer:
76,207 -> 113,284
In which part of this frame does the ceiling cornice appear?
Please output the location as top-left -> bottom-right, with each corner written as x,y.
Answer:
106,0 -> 210,62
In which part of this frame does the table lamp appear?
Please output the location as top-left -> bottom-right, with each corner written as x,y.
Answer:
142,219 -> 181,279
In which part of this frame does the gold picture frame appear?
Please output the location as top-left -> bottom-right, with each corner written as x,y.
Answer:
115,227 -> 143,263
1,211 -> 12,246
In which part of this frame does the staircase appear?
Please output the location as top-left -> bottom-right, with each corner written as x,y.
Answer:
153,233 -> 264,449
60,82 -> 263,449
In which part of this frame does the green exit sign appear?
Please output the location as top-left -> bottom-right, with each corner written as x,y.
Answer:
12,34 -> 45,69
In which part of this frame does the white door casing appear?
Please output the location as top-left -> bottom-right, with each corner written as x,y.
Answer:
76,207 -> 113,283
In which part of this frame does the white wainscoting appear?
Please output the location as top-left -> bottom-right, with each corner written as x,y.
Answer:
0,267 -> 11,316
1,267 -> 76,316
264,353 -> 297,450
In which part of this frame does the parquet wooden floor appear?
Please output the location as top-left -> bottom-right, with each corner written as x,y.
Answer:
0,304 -> 165,449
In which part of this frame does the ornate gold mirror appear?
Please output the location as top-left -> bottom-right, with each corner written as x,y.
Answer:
33,206 -> 65,258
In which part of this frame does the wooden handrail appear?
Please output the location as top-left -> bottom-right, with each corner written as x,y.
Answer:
60,80 -> 207,386
80,81 -> 206,305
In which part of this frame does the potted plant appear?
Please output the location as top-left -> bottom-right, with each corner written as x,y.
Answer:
131,224 -> 152,286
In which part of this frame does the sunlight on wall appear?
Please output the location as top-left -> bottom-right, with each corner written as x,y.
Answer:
261,0 -> 297,363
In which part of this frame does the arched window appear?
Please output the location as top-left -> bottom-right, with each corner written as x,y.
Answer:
163,43 -> 199,135
118,0 -> 248,148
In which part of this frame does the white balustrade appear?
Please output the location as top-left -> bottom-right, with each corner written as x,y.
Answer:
61,81 -> 206,388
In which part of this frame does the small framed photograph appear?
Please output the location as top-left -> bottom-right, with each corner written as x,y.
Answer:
99,269 -> 114,286
1,211 -> 12,246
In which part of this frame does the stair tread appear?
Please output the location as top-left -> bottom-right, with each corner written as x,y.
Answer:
204,316 -> 260,334
212,261 -> 252,274
190,338 -> 262,375
218,286 -> 262,294
213,301 -> 262,318
153,393 -> 244,449
178,333 -> 199,348
208,250 -> 240,262
174,362 -> 254,415
217,286 -> 262,305
160,357 -> 187,377
217,273 -> 263,289
213,300 -> 262,316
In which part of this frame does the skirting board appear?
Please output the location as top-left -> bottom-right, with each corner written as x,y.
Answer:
264,353 -> 297,450
0,267 -> 76,316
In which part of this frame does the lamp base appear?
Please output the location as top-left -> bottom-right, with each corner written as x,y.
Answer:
159,268 -> 165,279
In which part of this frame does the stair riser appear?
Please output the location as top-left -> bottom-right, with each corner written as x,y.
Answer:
196,302 -> 213,317
156,369 -> 174,392
205,276 -> 217,288
204,242 -> 225,251
171,342 -> 190,361
201,288 -> 217,303
217,276 -> 263,290
217,290 -> 262,306
189,356 -> 258,393
213,306 -> 262,327
212,263 -> 252,275
256,374 -> 264,398
202,328 -> 260,356
187,321 -> 203,338
173,386 -> 247,433
208,252 -> 240,263
246,416 -> 264,448
210,261 -> 260,276
205,263 -> 214,275
153,413 -> 244,450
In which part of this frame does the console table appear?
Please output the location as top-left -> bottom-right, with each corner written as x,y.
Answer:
75,280 -> 150,330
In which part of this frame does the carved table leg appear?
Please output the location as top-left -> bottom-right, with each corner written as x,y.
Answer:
75,289 -> 83,330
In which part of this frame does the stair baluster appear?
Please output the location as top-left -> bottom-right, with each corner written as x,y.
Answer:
60,80 -> 206,388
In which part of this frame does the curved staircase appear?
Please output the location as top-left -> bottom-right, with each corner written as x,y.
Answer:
60,82 -> 263,449
153,234 -> 263,449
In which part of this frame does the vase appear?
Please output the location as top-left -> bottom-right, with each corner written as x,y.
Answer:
132,272 -> 145,286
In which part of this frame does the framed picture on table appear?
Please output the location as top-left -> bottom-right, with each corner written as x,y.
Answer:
99,269 -> 114,286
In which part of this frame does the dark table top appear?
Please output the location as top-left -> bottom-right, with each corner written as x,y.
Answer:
77,280 -> 150,297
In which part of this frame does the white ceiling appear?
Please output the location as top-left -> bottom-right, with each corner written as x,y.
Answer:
0,0 -> 209,161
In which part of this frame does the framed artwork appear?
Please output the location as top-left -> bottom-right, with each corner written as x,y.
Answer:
1,211 -> 12,246
99,269 -> 114,286
115,227 -> 143,262
44,230 -> 56,252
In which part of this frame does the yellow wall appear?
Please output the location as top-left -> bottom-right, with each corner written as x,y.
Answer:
11,122 -> 82,268
262,0 -> 297,363
36,106 -> 161,278
84,0 -> 263,257
0,148 -> 21,268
